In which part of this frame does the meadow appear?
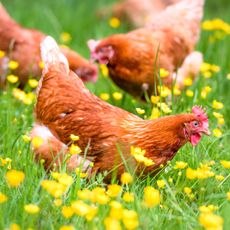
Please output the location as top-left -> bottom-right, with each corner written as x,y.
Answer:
0,0 -> 230,229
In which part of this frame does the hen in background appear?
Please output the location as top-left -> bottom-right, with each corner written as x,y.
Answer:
98,0 -> 180,28
31,36 -> 209,180
89,0 -> 204,99
0,3 -> 97,88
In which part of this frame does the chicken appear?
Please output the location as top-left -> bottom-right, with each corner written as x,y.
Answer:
31,36 -> 210,179
89,0 -> 204,98
98,0 -> 180,28
0,3 -> 97,87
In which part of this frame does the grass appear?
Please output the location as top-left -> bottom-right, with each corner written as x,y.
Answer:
0,0 -> 230,229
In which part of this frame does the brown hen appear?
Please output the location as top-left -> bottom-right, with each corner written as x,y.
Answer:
31,36 -> 209,179
0,3 -> 97,87
89,0 -> 204,98
99,0 -> 180,28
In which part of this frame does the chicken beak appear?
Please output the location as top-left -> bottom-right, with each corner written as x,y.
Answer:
202,129 -> 211,136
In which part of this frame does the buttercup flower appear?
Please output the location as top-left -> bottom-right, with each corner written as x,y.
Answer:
24,204 -> 40,214
60,32 -> 72,43
0,192 -> 8,203
100,64 -> 109,77
136,108 -> 145,115
157,180 -> 166,188
62,206 -> 74,218
8,60 -> 19,69
220,160 -> 230,168
112,92 -> 123,100
212,100 -> 224,109
123,192 -> 134,202
159,68 -> 169,78
28,79 -> 38,88
213,128 -> 222,137
5,170 -> 25,187
120,172 -> 133,184
100,93 -> 110,101
7,75 -> 19,84
143,186 -> 160,208
109,17 -> 121,28
69,144 -> 82,155
174,161 -> 188,169
107,184 -> 122,198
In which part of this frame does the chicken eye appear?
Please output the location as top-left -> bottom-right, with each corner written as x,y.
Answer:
193,121 -> 199,127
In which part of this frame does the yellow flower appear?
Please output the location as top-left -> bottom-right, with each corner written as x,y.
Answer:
85,206 -> 98,221
215,175 -> 224,181
123,192 -> 134,202
0,50 -> 5,58
184,187 -> 192,195
112,92 -> 123,100
39,61 -> 44,69
8,60 -> 19,69
28,79 -> 38,88
200,62 -> 211,72
143,186 -> 160,208
157,102 -> 172,114
41,180 -> 67,198
217,118 -> 225,125
109,201 -> 123,220
109,17 -> 121,28
158,86 -> 171,97
71,200 -> 91,216
59,225 -> 75,230
60,32 -> 72,43
183,77 -> 193,86
91,187 -> 110,205
22,135 -> 31,143
211,65 -> 220,72
150,95 -> 160,104
173,86 -> 181,96
227,73 -> 230,80
69,144 -> 82,155
5,170 -> 25,187
203,71 -> 212,78
107,184 -> 122,198
212,100 -> 224,109
104,217 -> 122,230
201,86 -> 212,99
70,134 -> 79,141
100,93 -> 110,101
186,164 -> 215,180
213,128 -> 222,137
130,146 -> 154,166
31,136 -> 44,149
157,180 -> 166,188
24,204 -> 40,214
121,172 -> 133,184
159,68 -> 169,78
150,107 -> 160,119
227,191 -> 230,200
9,224 -> 21,230
174,161 -> 188,169
0,192 -> 8,203
7,75 -> 19,84
213,112 -> 223,119
136,108 -> 145,115
54,198 -> 62,207
0,157 -> 12,167
75,168 -> 88,178
199,205 -> 218,213
62,206 -> 74,218
122,209 -> 139,230
199,212 -> 223,230
185,89 -> 194,97
220,160 -> 230,169
100,64 -> 109,77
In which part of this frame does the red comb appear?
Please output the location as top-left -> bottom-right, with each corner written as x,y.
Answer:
192,106 -> 208,121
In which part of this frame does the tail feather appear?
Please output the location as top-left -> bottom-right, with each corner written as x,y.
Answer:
40,36 -> 69,74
